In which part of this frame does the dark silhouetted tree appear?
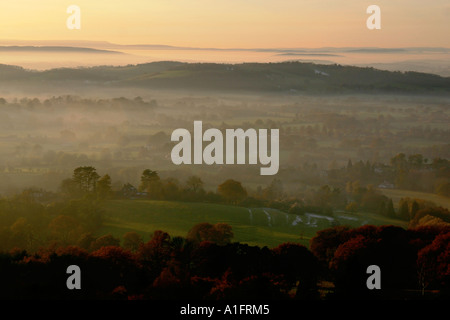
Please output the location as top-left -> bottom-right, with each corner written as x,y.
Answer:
138,230 -> 172,277
272,243 -> 319,299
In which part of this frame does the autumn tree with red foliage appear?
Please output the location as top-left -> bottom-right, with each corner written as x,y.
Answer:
0,224 -> 448,300
137,230 -> 172,282
310,226 -> 351,265
417,232 -> 450,295
186,222 -> 234,246
328,225 -> 431,299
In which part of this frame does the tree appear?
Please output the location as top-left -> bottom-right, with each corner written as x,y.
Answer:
409,207 -> 450,228
123,231 -> 143,252
399,199 -> 410,221
10,217 -> 35,250
272,243 -> 319,299
411,201 -> 420,220
48,215 -> 81,245
310,226 -> 351,264
139,169 -> 162,199
186,176 -> 204,193
96,174 -> 112,199
391,153 -> 408,188
187,223 -> 234,246
90,234 -> 121,251
162,178 -> 180,200
77,232 -> 96,251
217,179 -> 247,204
436,182 -> 450,197
139,169 -> 160,192
72,166 -> 100,194
138,230 -> 172,275
377,201 -> 387,216
408,154 -> 424,169
210,273 -> 289,300
60,178 -> 80,197
417,232 -> 450,295
391,153 -> 407,169
347,159 -> 353,171
90,246 -> 139,294
386,198 -> 396,218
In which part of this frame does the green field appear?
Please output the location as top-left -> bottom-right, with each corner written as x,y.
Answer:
378,188 -> 450,210
100,200 -> 408,248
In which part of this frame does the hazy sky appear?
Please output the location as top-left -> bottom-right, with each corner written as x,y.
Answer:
0,0 -> 449,48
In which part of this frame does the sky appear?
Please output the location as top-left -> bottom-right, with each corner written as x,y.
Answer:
0,0 -> 449,48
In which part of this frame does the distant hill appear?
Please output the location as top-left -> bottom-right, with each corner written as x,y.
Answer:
1,61 -> 449,95
0,46 -> 123,54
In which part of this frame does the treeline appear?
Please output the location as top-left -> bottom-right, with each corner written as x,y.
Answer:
1,165 -> 448,255
0,223 -> 448,300
326,154 -> 450,197
0,95 -> 158,111
0,194 -> 104,253
310,224 -> 449,299
55,166 -> 377,218
56,165 -> 450,228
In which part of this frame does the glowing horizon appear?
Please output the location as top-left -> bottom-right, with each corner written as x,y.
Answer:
0,0 -> 448,49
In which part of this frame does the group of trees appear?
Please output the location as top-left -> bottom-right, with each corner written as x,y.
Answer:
310,224 -> 449,298
57,166 -> 249,205
60,166 -> 112,199
0,223 -> 448,300
344,182 -> 395,217
55,166 -> 449,229
0,194 -> 104,253
389,154 -> 450,195
328,154 -> 450,197
2,95 -> 157,112
136,169 -> 246,204
0,225 -> 320,300
0,166 -> 250,253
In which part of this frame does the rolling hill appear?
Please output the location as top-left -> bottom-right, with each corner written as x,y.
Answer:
0,46 -> 123,54
1,61 -> 449,95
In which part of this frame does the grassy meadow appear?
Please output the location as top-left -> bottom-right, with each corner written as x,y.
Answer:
100,199 -> 408,248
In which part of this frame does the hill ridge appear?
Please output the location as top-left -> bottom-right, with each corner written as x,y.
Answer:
1,61 -> 448,95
